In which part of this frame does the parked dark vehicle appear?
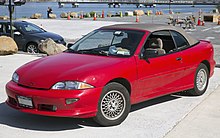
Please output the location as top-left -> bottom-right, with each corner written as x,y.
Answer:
0,20 -> 66,53
0,0 -> 5,5
13,0 -> 26,5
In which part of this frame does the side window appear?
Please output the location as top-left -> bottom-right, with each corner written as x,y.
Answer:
171,31 -> 189,49
0,24 -> 3,33
0,24 -> 7,33
6,25 -> 17,33
143,30 -> 176,56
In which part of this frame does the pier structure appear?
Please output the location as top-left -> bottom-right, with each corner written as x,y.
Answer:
57,0 -> 220,8
58,0 -> 155,8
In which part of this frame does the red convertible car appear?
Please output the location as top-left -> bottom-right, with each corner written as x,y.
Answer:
6,24 -> 215,126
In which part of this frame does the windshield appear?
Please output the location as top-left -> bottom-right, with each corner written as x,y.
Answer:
17,23 -> 45,34
67,29 -> 145,57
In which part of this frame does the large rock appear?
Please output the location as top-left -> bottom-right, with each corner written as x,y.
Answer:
38,38 -> 67,56
0,16 -> 9,20
70,12 -> 78,18
60,12 -> 68,18
0,36 -> 18,55
107,12 -> 112,17
30,13 -> 42,19
125,11 -> 133,16
49,13 -> 57,19
133,10 -> 145,16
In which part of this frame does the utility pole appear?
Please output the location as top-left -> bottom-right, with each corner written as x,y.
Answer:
169,0 -> 173,14
8,0 -> 14,39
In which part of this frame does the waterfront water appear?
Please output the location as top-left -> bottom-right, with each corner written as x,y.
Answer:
0,2 -> 216,19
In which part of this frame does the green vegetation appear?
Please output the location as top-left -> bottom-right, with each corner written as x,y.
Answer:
89,11 -> 96,17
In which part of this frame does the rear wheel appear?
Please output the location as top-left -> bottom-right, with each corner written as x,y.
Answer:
94,82 -> 130,126
187,63 -> 209,96
26,43 -> 39,54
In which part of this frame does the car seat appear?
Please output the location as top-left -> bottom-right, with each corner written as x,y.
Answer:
147,38 -> 166,55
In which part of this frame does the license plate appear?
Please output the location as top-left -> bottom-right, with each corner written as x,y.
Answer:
17,96 -> 33,108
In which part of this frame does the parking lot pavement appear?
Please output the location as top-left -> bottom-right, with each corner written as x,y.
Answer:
0,54 -> 220,138
165,85 -> 220,138
184,24 -> 220,45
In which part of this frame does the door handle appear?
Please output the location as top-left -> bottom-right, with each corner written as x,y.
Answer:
176,57 -> 182,61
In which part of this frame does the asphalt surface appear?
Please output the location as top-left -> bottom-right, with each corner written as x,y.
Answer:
165,84 -> 220,138
0,16 -> 220,138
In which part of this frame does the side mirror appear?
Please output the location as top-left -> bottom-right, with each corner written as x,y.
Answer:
142,49 -> 158,59
67,43 -> 74,49
113,31 -> 124,37
14,31 -> 21,36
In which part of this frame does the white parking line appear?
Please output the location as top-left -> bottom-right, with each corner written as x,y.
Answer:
214,30 -> 220,33
213,26 -> 220,29
205,37 -> 215,40
202,27 -> 212,32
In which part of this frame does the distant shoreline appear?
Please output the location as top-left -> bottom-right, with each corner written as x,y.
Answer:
26,0 -> 56,2
0,2 -> 216,19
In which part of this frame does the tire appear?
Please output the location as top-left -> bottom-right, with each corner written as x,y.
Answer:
26,43 -> 39,54
187,63 -> 209,96
94,82 -> 131,126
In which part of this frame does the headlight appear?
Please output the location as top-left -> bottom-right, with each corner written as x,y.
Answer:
12,72 -> 19,83
52,81 -> 94,90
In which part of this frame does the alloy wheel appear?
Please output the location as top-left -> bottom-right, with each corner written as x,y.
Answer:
196,68 -> 208,91
100,90 -> 126,120
27,44 -> 38,54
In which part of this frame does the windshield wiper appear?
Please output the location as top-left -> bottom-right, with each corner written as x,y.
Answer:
65,48 -> 108,56
77,49 -> 108,56
64,48 -> 78,53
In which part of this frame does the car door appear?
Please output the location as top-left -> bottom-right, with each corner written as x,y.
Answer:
136,30 -> 185,98
6,23 -> 26,50
170,30 -> 197,88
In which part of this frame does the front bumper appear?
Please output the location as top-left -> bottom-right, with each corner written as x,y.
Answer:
6,81 -> 103,118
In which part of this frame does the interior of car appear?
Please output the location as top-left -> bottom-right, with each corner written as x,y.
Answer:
143,30 -> 177,56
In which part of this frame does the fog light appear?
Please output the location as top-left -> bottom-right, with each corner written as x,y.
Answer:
66,98 -> 79,105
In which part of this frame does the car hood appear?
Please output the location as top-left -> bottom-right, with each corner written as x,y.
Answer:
16,53 -> 128,89
31,32 -> 63,41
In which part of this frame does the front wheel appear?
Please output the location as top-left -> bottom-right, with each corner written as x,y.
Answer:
94,82 -> 130,126
26,43 -> 39,54
187,63 -> 209,96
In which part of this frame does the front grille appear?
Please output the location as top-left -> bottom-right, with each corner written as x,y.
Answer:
17,83 -> 48,90
38,104 -> 57,112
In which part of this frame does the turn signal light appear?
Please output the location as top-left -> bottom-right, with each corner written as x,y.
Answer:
65,98 -> 79,105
